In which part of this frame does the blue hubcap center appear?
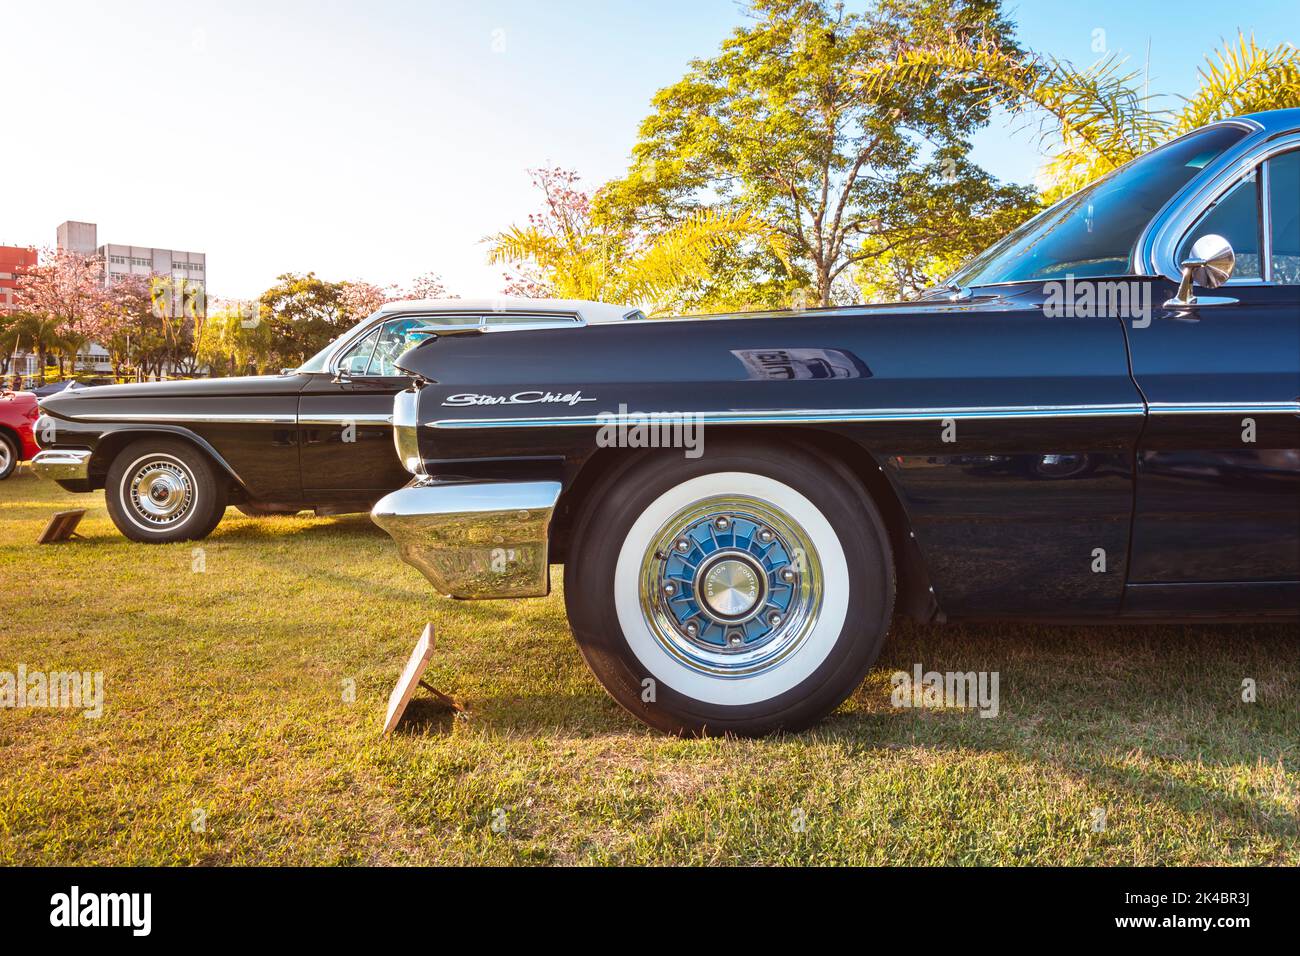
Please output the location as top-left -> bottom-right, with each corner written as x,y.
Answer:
659,514 -> 798,651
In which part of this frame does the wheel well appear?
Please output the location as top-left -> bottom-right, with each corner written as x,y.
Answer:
89,430 -> 246,500
553,427 -> 938,622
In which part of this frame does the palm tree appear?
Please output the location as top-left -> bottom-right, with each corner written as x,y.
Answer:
861,32 -> 1300,202
488,167 -> 789,314
0,310 -> 66,384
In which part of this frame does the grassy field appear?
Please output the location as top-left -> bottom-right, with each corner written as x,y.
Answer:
1,466 -> 1296,865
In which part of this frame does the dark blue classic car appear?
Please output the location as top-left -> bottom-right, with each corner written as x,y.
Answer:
372,110 -> 1300,736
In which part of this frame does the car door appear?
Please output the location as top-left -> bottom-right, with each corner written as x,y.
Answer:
297,315 -> 472,498
1126,147 -> 1300,610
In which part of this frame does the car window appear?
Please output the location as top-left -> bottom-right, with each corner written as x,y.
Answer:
366,318 -> 440,376
1177,169 -> 1262,280
483,312 -> 579,325
337,328 -> 380,375
1270,150 -> 1300,284
950,124 -> 1248,285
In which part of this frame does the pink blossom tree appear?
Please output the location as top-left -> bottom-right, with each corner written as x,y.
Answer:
341,272 -> 456,323
13,248 -> 109,380
99,273 -> 158,379
496,167 -> 591,298
402,271 -> 454,301
340,280 -> 395,323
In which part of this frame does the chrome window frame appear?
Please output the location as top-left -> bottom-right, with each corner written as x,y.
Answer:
336,326 -> 382,375
317,311 -> 586,378
1141,126 -> 1300,285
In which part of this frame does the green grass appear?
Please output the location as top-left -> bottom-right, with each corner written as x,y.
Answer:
1,466 -> 1296,865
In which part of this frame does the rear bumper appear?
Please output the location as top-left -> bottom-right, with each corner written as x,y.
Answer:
31,448 -> 93,482
370,478 -> 563,599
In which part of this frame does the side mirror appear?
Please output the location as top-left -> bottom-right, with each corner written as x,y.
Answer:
331,360 -> 353,385
1174,233 -> 1235,305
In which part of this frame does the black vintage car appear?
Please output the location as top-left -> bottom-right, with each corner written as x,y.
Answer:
370,110 -> 1300,736
31,299 -> 644,541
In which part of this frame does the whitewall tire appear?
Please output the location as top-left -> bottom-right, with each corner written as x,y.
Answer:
566,439 -> 894,736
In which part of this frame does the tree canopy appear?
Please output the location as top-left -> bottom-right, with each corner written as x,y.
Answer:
862,30 -> 1300,202
597,0 -> 1038,305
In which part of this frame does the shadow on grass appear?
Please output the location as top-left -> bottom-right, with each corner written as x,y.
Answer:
427,614 -> 1299,847
806,619 -> 1300,846
210,512 -> 389,542
391,697 -> 463,736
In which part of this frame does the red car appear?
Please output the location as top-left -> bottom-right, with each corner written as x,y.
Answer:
0,389 -> 41,480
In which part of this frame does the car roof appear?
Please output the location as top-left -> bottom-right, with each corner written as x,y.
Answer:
1238,107 -> 1300,135
377,297 -> 642,324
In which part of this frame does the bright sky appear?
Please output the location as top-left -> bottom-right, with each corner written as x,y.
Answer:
1,0 -> 1294,299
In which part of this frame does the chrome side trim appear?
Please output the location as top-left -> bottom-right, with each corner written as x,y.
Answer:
31,448 -> 93,481
370,479 -> 562,599
427,403 -> 1148,430
1149,401 -> 1300,415
298,413 -> 393,425
72,412 -> 298,424
1161,295 -> 1240,309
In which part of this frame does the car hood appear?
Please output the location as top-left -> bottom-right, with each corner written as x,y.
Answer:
38,374 -> 306,416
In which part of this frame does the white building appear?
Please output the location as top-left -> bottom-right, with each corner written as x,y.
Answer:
58,220 -> 207,300
57,220 -> 207,380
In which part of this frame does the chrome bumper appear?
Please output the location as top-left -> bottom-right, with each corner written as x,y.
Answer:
371,479 -> 563,599
31,449 -> 93,482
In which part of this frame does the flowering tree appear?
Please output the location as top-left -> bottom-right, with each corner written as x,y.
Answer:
13,248 -> 109,379
495,167 -> 589,298
339,280 -> 393,323
97,274 -> 153,379
403,272 -> 452,301
489,167 -> 787,313
340,273 -> 455,324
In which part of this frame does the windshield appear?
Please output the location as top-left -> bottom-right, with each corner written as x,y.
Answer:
949,124 -> 1249,287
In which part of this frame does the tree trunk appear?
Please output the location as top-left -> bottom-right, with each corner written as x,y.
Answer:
817,263 -> 832,307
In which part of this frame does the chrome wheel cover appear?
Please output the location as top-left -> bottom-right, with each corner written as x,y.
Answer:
638,494 -> 823,679
125,456 -> 194,527
0,439 -> 12,473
